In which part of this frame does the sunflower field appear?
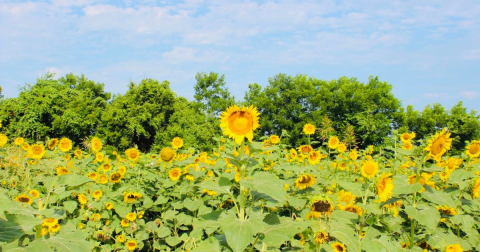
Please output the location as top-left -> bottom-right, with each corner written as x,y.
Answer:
1,105 -> 480,252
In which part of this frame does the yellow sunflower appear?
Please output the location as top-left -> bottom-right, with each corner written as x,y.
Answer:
106,202 -> 114,210
28,144 -> 46,160
90,137 -> 102,153
445,157 -> 462,174
360,160 -> 379,179
49,223 -> 61,233
121,219 -> 130,227
118,166 -> 127,175
424,129 -> 452,161
22,142 -> 30,151
42,218 -> 58,228
125,148 -> 140,161
117,234 -> 125,243
332,242 -> 346,252
100,163 -> 112,172
74,149 -> 82,158
124,192 -> 142,203
466,140 -> 480,158
47,138 -> 58,150
29,189 -> 40,199
337,190 -> 356,205
55,166 -> 70,176
14,137 -> 24,145
314,231 -> 329,244
349,149 -> 358,160
377,173 -> 394,202
289,148 -> 298,160
328,136 -> 339,149
0,134 -> 8,147
306,196 -> 334,219
401,141 -> 413,150
219,105 -> 260,144
77,194 -> 87,205
445,244 -> 463,252
303,123 -> 316,135
168,168 -> 182,181
185,174 -> 195,182
15,194 -> 33,205
171,137 -> 183,149
295,174 -> 316,190
125,212 -> 137,222
400,132 -> 416,142
270,135 -> 280,144
472,177 -> 480,199
203,189 -> 217,196
126,240 -> 138,251
95,152 -> 104,162
109,172 -> 123,183
87,172 -> 98,180
160,147 -> 176,162
92,190 -> 103,200
437,205 -> 457,216
337,143 -> 347,153
308,151 -> 323,165
58,138 -> 72,152
298,145 -> 313,155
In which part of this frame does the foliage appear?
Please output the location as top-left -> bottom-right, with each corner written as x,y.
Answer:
194,72 -> 235,116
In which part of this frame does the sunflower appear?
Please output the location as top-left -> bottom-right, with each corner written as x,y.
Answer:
337,143 -> 347,153
100,163 -> 112,173
91,137 -> 102,153
97,174 -> 108,184
401,141 -> 413,150
219,105 -> 260,144
138,211 -> 144,218
160,147 -> 176,162
74,149 -> 82,158
48,223 -> 61,233
360,160 -> 379,179
29,189 -> 40,199
95,152 -> 104,162
332,242 -> 346,252
203,189 -> 217,196
126,240 -> 138,251
109,172 -> 123,183
15,194 -> 33,205
295,174 -> 316,190
121,219 -> 130,227
185,174 -> 195,182
472,177 -> 480,199
58,138 -> 72,152
124,192 -> 142,203
466,140 -> 480,158
349,149 -> 358,160
118,166 -> 127,175
42,218 -> 58,228
303,123 -> 316,135
445,244 -> 463,252
437,205 -> 457,216
400,132 -> 416,142
424,129 -> 452,161
168,168 -> 182,181
28,144 -> 46,160
337,190 -> 356,205
0,134 -> 8,147
14,137 -> 24,145
314,231 -> 329,244
308,151 -> 323,165
125,148 -> 140,161
125,212 -> 137,222
270,135 -> 280,144
106,202 -> 114,210
56,166 -> 69,176
328,136 -> 340,149
22,142 -> 30,151
307,196 -> 334,219
48,138 -> 58,150
171,137 -> 183,149
77,194 -> 87,205
298,145 -> 313,155
377,173 -> 394,202
92,190 -> 103,200
88,172 -> 98,180
445,157 -> 462,174
117,234 -> 125,243
338,204 -> 363,216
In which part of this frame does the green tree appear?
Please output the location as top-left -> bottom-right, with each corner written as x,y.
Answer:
194,72 -> 235,116
0,73 -> 110,143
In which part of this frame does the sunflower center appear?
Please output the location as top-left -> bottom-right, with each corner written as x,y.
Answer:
299,175 -> 311,183
431,137 -> 446,155
18,197 -> 30,203
335,244 -> 344,252
112,173 -> 121,180
313,200 -> 331,212
32,146 -> 42,155
229,112 -> 253,134
470,144 -> 480,154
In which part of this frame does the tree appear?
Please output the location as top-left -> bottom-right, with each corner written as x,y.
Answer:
194,72 -> 235,116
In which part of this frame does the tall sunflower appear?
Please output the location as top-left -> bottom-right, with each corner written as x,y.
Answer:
0,134 -> 8,147
400,132 -> 416,142
219,105 -> 260,144
303,123 -> 316,135
424,129 -> 452,161
168,168 -> 182,181
270,135 -> 280,144
308,151 -> 323,165
91,137 -> 102,153
465,140 -> 480,158
58,138 -> 73,152
125,148 -> 140,162
48,138 -> 58,150
295,174 -> 316,190
376,173 -> 394,202
160,147 -> 176,162
360,160 -> 379,179
328,136 -> 340,149
171,137 -> 183,149
28,144 -> 46,160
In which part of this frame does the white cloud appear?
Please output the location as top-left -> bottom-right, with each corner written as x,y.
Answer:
423,92 -> 457,100
459,91 -> 480,99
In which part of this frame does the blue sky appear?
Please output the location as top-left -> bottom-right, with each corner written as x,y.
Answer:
1,0 -> 479,112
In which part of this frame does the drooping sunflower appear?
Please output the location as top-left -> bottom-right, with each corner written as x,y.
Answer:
303,123 -> 316,135
400,132 -> 416,142
90,137 -> 102,153
377,173 -> 394,202
314,231 -> 329,244
332,242 -> 346,252
56,166 -> 70,176
307,196 -> 334,219
14,137 -> 24,146
58,138 -> 73,152
171,137 -> 183,149
15,194 -> 33,205
328,136 -> 340,149
125,148 -> 140,162
437,205 -> 457,216
203,189 -> 217,196
472,177 -> 480,199
125,212 -> 137,222
28,144 -> 46,160
308,151 -> 323,165
48,138 -> 58,150
126,240 -> 138,251
298,145 -> 313,155
466,140 -> 480,158
360,160 -> 379,179
270,135 -> 280,144
0,134 -> 8,147
445,244 -> 463,252
424,129 -> 452,161
219,105 -> 260,144
295,174 -> 316,190
92,190 -> 103,200
168,168 -> 182,181
160,147 -> 176,162
109,172 -> 123,183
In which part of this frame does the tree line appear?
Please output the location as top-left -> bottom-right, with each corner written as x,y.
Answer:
0,72 -> 478,154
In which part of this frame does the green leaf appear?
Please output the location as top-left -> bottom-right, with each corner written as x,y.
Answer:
57,174 -> 92,188
422,187 -> 458,207
404,206 -> 440,232
336,180 -> 363,196
259,215 -> 309,247
156,226 -> 171,238
218,211 -> 265,252
242,172 -> 287,203
62,201 -> 78,214
184,199 -> 204,212
25,231 -> 90,252
191,237 -> 221,252
393,176 -> 422,195
0,219 -> 25,243
165,236 -> 182,247
330,220 -> 360,252
287,197 -> 307,210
